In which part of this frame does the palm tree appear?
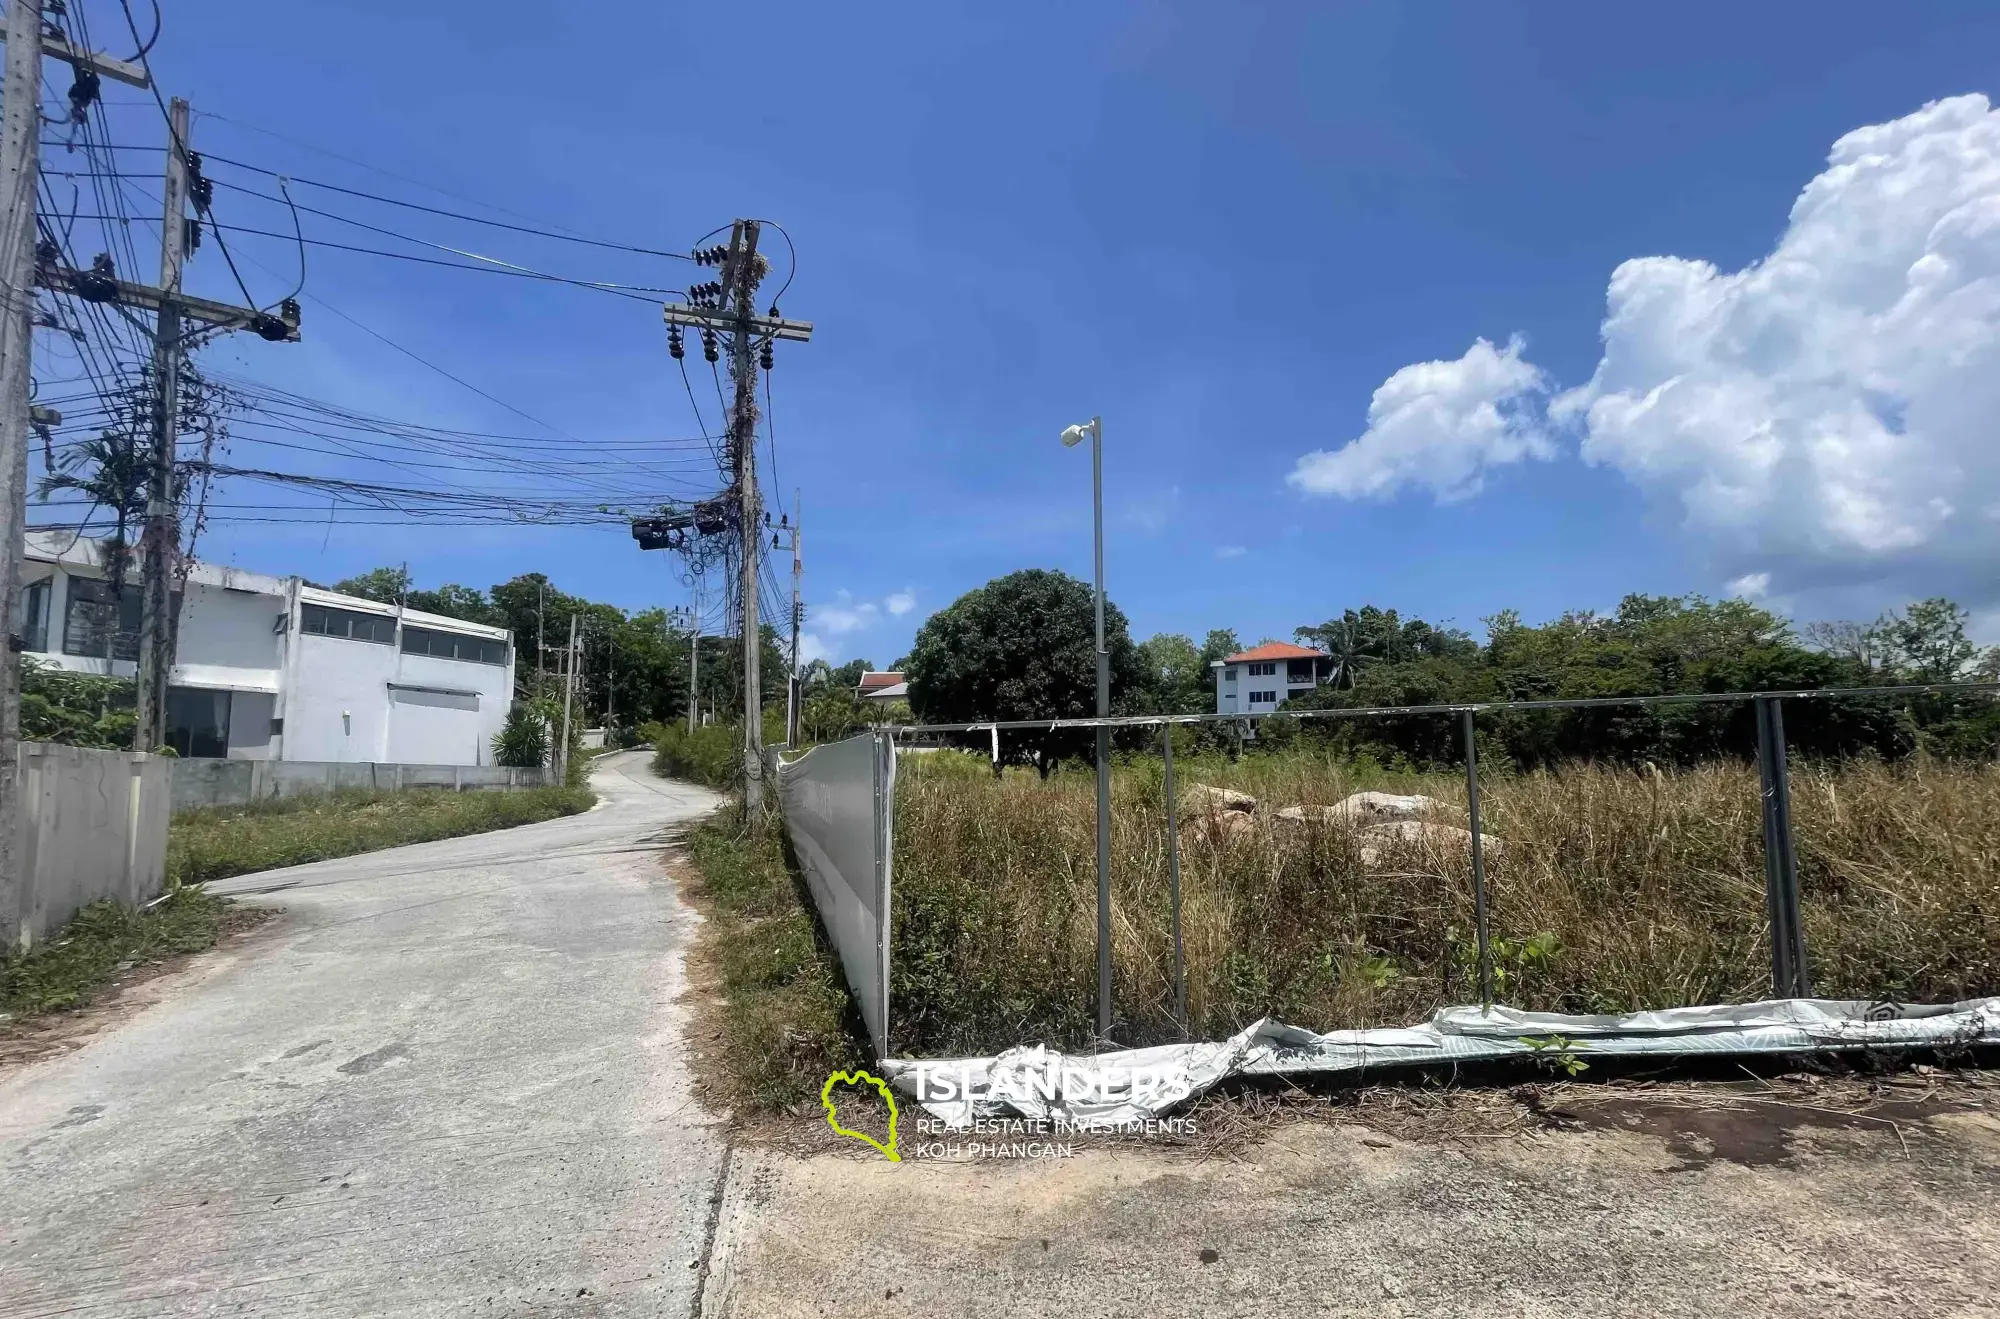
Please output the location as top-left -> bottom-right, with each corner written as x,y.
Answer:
1318,619 -> 1377,690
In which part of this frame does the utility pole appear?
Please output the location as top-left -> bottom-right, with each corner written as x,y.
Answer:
1,3 -> 154,944
724,221 -> 766,809
30,98 -> 297,753
662,222 -> 813,810
558,612 -> 578,782
687,581 -> 700,733
132,96 -> 189,752
783,494 -> 802,747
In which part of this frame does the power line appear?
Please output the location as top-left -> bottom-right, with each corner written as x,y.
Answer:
49,213 -> 685,301
202,170 -> 697,262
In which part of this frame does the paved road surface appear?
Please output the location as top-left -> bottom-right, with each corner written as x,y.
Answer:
0,751 -> 722,1318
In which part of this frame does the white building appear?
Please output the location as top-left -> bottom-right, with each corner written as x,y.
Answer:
16,533 -> 516,765
1211,641 -> 1331,715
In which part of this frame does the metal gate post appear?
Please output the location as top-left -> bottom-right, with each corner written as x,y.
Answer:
1162,721 -> 1187,1036
1461,710 -> 1495,1008
1755,696 -> 1810,998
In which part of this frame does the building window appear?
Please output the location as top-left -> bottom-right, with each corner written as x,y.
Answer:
1287,660 -> 1316,683
63,576 -> 143,660
402,625 -> 508,666
1223,668 -> 1236,683
1249,689 -> 1278,705
18,579 -> 49,653
165,687 -> 231,759
301,603 -> 396,644
1247,661 -> 1277,677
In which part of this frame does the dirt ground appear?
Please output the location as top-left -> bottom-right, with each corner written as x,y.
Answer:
696,1068 -> 2000,1318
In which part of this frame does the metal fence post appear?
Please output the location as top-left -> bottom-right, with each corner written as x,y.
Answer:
1755,696 -> 1810,998
1462,710 -> 1494,1008
872,730 -> 895,1060
1161,721 -> 1187,1036
1095,721 -> 1113,1043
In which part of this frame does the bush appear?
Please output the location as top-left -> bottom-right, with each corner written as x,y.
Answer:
652,722 -> 747,790
492,701 -> 550,768
20,656 -> 135,749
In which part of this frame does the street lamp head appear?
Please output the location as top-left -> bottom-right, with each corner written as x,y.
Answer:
1060,419 -> 1098,448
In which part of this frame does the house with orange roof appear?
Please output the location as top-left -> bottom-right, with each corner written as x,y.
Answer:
1209,641 -> 1330,715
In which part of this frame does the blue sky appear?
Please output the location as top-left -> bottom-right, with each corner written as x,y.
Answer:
60,0 -> 2000,664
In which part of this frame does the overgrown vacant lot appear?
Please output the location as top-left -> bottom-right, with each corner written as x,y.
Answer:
168,784 -> 596,885
890,751 -> 2000,1055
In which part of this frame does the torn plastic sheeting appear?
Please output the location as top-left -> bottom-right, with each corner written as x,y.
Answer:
879,996 -> 2000,1131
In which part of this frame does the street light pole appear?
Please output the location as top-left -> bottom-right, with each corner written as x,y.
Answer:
1063,415 -> 1111,1041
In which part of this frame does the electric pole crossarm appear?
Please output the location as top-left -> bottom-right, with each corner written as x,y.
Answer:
661,304 -> 812,343
0,26 -> 150,87
34,266 -> 300,338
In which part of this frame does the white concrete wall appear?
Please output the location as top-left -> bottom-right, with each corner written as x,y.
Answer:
175,580 -> 284,670
9,743 -> 171,949
284,630 -> 513,766
1214,659 -> 1322,714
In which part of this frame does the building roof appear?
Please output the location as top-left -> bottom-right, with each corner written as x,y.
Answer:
857,670 -> 905,692
860,681 -> 908,702
1224,641 -> 1327,664
25,532 -> 511,642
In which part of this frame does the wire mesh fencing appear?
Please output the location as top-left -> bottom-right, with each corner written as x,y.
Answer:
876,682 -> 1999,1058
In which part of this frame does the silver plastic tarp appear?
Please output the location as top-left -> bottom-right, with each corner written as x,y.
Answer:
880,996 -> 2000,1130
776,733 -> 894,1058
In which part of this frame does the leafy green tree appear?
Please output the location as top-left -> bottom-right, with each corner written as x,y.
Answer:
1876,598 -> 1979,681
906,569 -> 1142,768
19,657 -> 136,749
1132,632 -> 1208,714
1199,630 -> 1241,667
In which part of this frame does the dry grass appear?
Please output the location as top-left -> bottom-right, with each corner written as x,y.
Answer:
891,751 -> 2000,1055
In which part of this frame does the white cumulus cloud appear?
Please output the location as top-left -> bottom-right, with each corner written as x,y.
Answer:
813,591 -> 879,636
1287,336 -> 1554,503
885,590 -> 916,617
1554,93 -> 2000,600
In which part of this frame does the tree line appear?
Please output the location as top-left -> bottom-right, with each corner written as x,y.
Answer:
900,569 -> 1999,769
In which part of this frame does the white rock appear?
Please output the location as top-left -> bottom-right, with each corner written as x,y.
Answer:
1335,791 -> 1444,822
1355,819 -> 1505,867
1181,783 -> 1256,817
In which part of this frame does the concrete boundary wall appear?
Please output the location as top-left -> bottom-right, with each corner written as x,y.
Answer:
171,759 -> 553,813
8,742 -> 172,950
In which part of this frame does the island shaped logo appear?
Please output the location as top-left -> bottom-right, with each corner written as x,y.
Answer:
821,1069 -> 901,1162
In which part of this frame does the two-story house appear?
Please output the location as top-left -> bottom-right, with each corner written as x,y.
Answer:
1210,641 -> 1331,715
17,532 -> 517,765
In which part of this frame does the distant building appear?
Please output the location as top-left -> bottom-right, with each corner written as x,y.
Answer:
856,670 -> 908,703
16,532 -> 517,765
1210,641 -> 1330,715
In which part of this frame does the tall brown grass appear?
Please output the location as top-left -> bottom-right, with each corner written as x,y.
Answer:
889,750 -> 2000,1055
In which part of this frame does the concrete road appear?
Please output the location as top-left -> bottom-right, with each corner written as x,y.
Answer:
702,1098 -> 2000,1318
0,751 -> 723,1318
